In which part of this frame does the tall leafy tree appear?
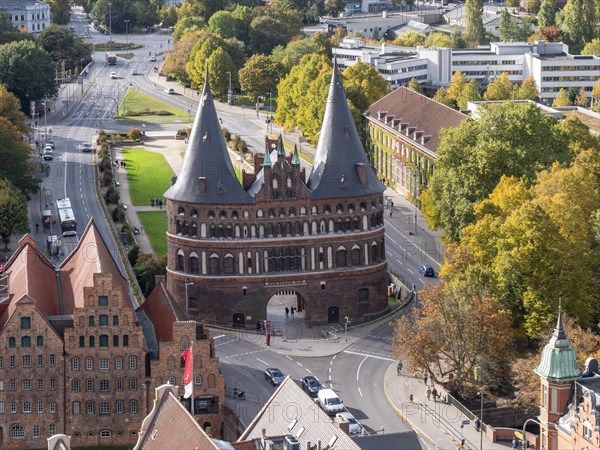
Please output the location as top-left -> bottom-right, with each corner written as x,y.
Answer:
133,253 -> 166,297
484,72 -> 514,101
446,71 -> 468,109
208,10 -> 238,39
424,32 -> 454,48
162,30 -> 203,82
574,88 -> 589,106
465,0 -> 485,47
422,102 -> 572,242
0,178 -> 28,249
538,0 -> 557,28
0,85 -> 29,132
207,47 -> 236,100
407,78 -> 424,94
581,38 -> 600,54
461,79 -> 482,109
239,54 -> 282,100
0,40 -> 57,112
47,0 -> 72,25
271,38 -> 320,75
0,117 -> 35,193
172,16 -> 205,43
451,29 -> 467,48
38,25 -> 92,72
432,86 -> 454,107
159,6 -> 178,29
342,61 -> 390,110
515,76 -> 539,100
248,7 -> 303,55
393,281 -> 513,394
552,87 -> 571,106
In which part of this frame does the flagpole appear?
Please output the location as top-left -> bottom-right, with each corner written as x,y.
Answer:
191,342 -> 195,417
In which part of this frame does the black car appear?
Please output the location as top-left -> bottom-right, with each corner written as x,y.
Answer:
301,376 -> 323,397
419,265 -> 435,277
264,368 -> 285,386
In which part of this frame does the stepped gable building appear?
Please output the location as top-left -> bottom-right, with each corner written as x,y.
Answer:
0,222 -> 226,449
164,63 -> 389,326
533,306 -> 600,450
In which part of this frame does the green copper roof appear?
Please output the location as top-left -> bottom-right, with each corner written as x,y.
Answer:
263,144 -> 272,168
292,144 -> 301,166
277,135 -> 285,158
535,308 -> 581,380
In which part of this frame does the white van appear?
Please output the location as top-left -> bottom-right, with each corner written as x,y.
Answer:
316,388 -> 344,415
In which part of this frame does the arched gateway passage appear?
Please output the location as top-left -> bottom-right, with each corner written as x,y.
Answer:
264,290 -> 306,341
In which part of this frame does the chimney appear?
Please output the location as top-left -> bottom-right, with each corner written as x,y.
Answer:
356,163 -> 367,185
198,177 -> 206,193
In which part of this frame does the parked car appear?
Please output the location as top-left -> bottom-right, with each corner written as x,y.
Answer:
131,69 -> 139,75
110,71 -> 117,79
81,143 -> 92,153
264,368 -> 285,386
42,148 -> 53,161
46,139 -> 55,149
149,55 -> 157,62
419,265 -> 435,277
164,87 -> 175,95
316,389 -> 344,415
336,411 -> 361,435
301,376 -> 323,397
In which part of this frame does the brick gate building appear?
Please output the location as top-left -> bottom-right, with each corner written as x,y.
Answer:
164,65 -> 389,327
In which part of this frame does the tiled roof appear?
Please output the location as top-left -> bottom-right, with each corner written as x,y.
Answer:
59,219 -> 130,312
165,69 -> 254,205
364,86 -> 468,154
137,277 -> 184,342
238,377 -> 360,450
307,60 -> 385,200
0,235 -> 59,327
135,384 -> 220,450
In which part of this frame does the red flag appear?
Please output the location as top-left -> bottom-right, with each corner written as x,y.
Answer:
182,345 -> 193,399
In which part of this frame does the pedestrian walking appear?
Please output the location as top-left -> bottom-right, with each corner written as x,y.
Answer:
426,386 -> 432,401
511,437 -> 519,449
397,362 -> 403,375
256,321 -> 261,333
423,373 -> 428,385
151,197 -> 154,207
285,307 -> 289,316
266,332 -> 271,346
261,322 -> 266,334
35,223 -> 39,233
290,306 -> 294,316
432,387 -> 438,402
140,225 -> 144,233
389,209 -> 393,217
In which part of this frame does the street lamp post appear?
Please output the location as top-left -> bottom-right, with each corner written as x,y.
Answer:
413,171 -> 418,234
477,391 -> 484,450
108,3 -> 112,39
227,71 -> 232,107
521,418 -> 540,450
41,102 -> 48,146
124,19 -> 130,45
185,281 -> 195,316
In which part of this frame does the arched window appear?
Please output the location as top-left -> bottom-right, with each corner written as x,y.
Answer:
324,205 -> 331,214
88,316 -> 95,326
183,221 -> 189,236
336,204 -> 343,213
289,207 -> 296,216
191,209 -> 198,217
36,336 -> 43,347
189,297 -> 198,311
167,376 -> 176,385
257,209 -> 264,218
89,336 -> 95,347
354,216 -> 360,230
177,251 -> 184,271
207,210 -> 215,219
113,315 -> 119,326
9,337 -> 15,347
268,208 -> 276,218
191,223 -> 197,237
224,254 -> 235,274
300,207 -> 307,215
79,336 -> 85,348
10,424 -> 25,438
371,243 -> 378,262
99,315 -> 108,326
177,206 -> 185,215
195,375 -> 202,385
350,246 -> 360,266
219,210 -> 227,219
100,335 -> 109,347
190,254 -> 199,274
176,219 -> 182,235
348,203 -> 355,213
226,224 -> 233,238
267,224 -> 274,237
335,219 -> 343,233
336,248 -> 347,267
123,335 -> 129,346
209,225 -> 216,238
279,208 -> 286,217
209,254 -> 220,274
244,210 -> 250,219
167,356 -> 175,370
21,336 -> 31,347
311,206 -> 318,215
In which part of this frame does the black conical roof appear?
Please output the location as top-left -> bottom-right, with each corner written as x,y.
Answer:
307,59 -> 384,200
164,70 -> 253,205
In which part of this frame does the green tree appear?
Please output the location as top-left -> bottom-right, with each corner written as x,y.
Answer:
133,253 -> 167,297
0,178 -> 28,250
447,71 -> 468,109
498,9 -> 514,41
172,16 -> 205,43
484,72 -> 514,101
342,61 -> 390,109
392,31 -> 426,46
592,78 -> 600,102
0,117 -> 36,193
248,8 -> 303,55
324,0 -> 346,16
562,0 -> 596,45
424,32 -> 454,48
38,25 -> 92,72
0,85 -> 29,132
207,47 -> 236,99
187,38 -> 218,88
0,40 -> 58,111
432,86 -> 454,107
515,76 -> 539,100
423,102 -> 572,242
159,6 -> 178,29
208,10 -> 238,39
528,0 -> 542,12
47,0 -> 72,25
460,79 -> 482,109
574,88 -> 589,106
552,87 -> 571,106
393,282 -> 513,394
465,0 -> 485,47
239,54 -> 282,100
538,0 -> 557,28
451,29 -> 467,48
407,78 -> 424,94
581,38 -> 600,54
271,39 -> 319,75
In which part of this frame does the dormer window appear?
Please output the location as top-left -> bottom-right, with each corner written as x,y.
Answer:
178,207 -> 185,216
203,132 -> 210,144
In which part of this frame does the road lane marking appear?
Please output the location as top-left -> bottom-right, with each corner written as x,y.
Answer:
286,355 -> 293,360
358,387 -> 363,397
387,237 -> 398,245
256,358 -> 269,366
407,268 -> 415,275
343,350 -> 395,362
356,356 -> 368,381
213,334 -> 226,339
296,362 -> 303,367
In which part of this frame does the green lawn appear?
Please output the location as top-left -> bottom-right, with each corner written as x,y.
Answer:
138,211 -> 167,258
119,88 -> 189,118
122,147 -> 174,205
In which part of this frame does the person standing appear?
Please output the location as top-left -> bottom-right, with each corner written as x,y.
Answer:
426,386 -> 432,401
266,332 -> 271,347
285,307 -> 289,316
511,437 -> 519,449
432,387 -> 438,402
290,306 -> 294,317
397,362 -> 403,375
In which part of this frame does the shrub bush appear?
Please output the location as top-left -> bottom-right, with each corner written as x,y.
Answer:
101,170 -> 113,187
105,186 -> 120,204
239,140 -> 248,154
231,134 -> 241,152
128,128 -> 142,140
128,245 -> 140,266
111,205 -> 125,223
222,127 -> 231,142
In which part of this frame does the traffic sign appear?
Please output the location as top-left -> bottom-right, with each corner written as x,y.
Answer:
461,420 -> 471,426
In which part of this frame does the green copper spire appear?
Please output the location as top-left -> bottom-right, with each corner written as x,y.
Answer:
292,144 -> 301,166
277,135 -> 285,158
535,304 -> 581,380
263,145 -> 272,168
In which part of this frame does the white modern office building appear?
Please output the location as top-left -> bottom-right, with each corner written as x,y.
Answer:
335,39 -> 600,103
1,0 -> 51,37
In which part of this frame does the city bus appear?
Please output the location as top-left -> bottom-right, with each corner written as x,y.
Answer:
105,52 -> 117,65
56,198 -> 77,236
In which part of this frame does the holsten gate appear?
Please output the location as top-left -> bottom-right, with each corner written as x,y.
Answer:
164,65 -> 389,326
